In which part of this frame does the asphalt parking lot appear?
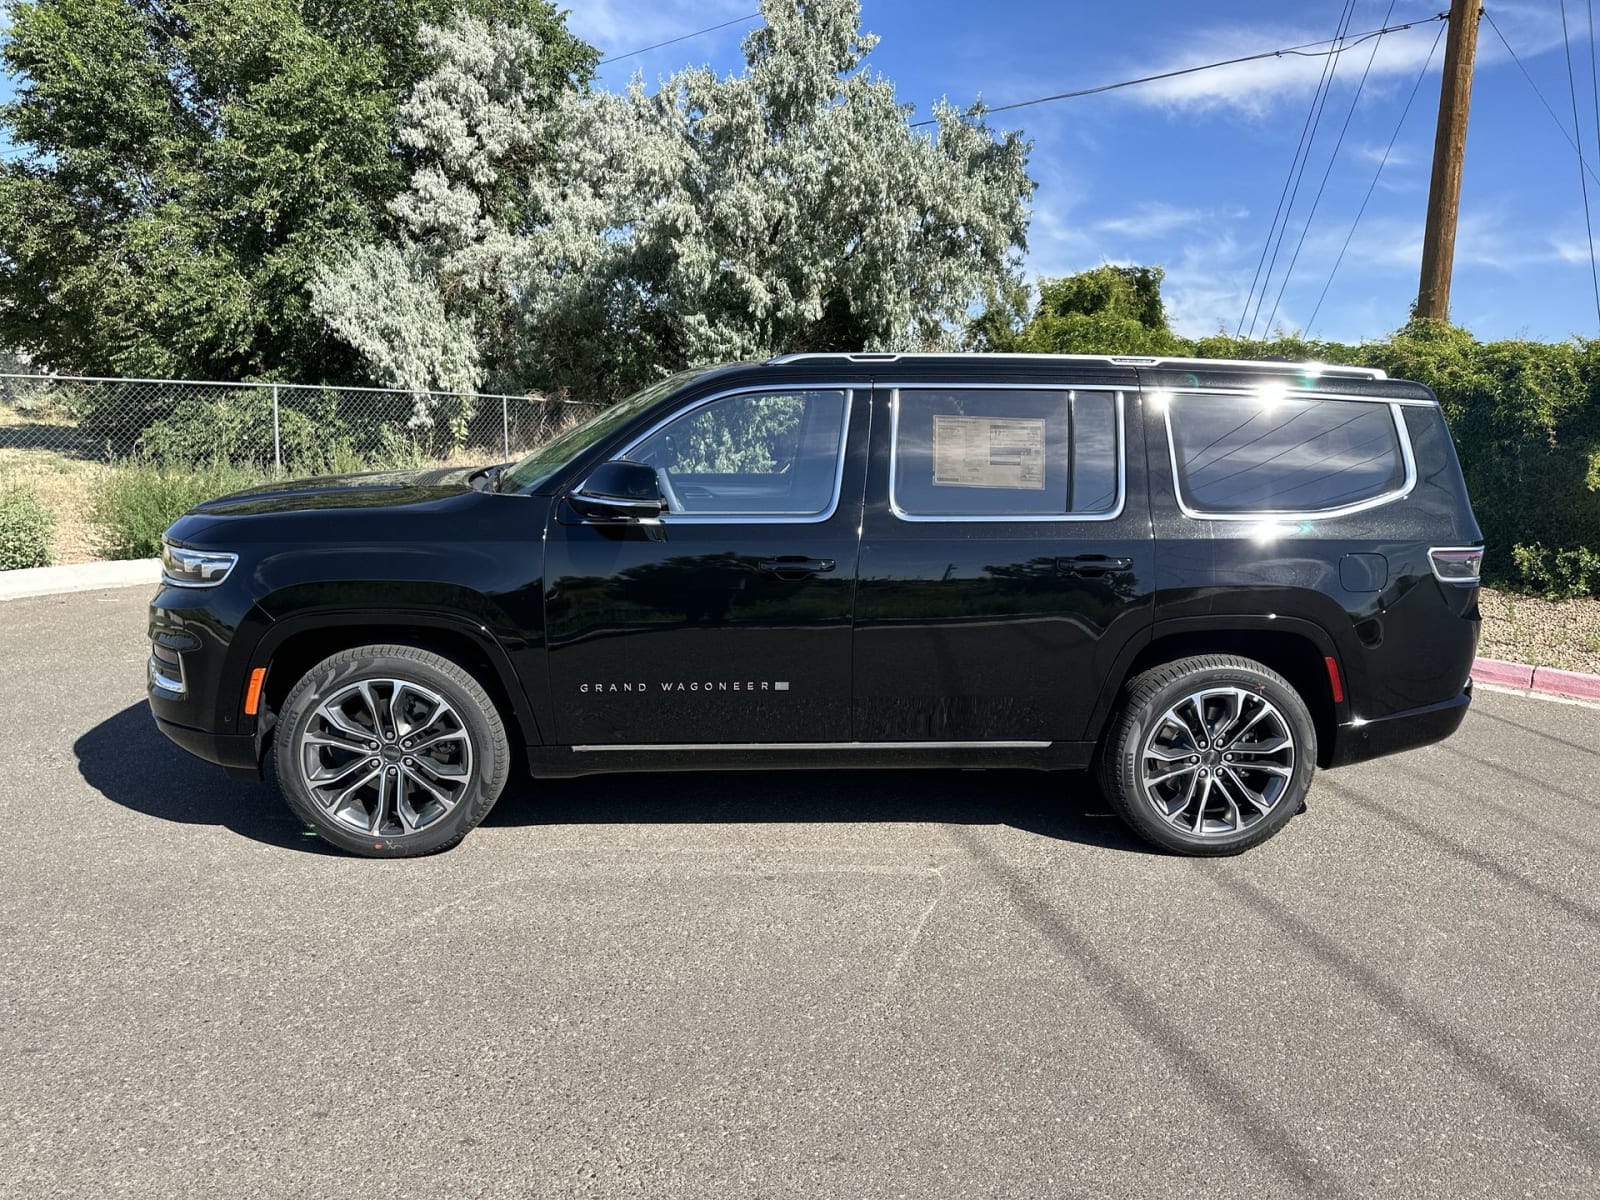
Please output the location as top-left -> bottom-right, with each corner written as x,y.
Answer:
2,586 -> 1597,1198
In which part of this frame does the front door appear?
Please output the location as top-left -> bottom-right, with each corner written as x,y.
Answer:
544,382 -> 869,745
852,374 -> 1155,744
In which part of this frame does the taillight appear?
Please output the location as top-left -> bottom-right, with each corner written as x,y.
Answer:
1429,547 -> 1483,585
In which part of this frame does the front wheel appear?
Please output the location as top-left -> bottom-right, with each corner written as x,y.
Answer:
274,644 -> 511,857
1097,654 -> 1317,856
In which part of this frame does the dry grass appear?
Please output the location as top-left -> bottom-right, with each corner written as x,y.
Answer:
0,443 -> 502,566
1478,586 -> 1600,675
0,448 -> 111,565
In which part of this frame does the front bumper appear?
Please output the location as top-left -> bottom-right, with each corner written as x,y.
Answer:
1327,680 -> 1472,769
152,713 -> 260,780
148,583 -> 265,779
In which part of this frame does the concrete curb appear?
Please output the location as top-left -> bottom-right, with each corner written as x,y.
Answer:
1474,656 -> 1600,703
0,558 -> 160,602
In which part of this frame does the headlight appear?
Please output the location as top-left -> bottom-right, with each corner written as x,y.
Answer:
161,538 -> 238,588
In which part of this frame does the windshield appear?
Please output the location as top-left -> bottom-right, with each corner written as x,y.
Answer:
499,370 -> 708,492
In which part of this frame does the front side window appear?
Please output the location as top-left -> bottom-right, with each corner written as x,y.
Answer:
624,389 -> 849,517
892,388 -> 1121,519
1167,392 -> 1407,515
500,369 -> 708,492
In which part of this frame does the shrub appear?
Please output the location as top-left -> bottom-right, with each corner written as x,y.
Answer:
137,390 -> 350,474
0,486 -> 54,570
90,464 -> 265,560
1511,544 -> 1600,600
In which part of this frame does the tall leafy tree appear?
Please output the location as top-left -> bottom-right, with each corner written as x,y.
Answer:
0,0 -> 596,381
314,0 -> 1035,400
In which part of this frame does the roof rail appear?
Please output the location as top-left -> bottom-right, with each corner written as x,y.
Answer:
762,351 -> 1387,380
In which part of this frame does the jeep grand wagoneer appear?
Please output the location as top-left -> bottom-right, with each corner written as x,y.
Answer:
149,354 -> 1482,857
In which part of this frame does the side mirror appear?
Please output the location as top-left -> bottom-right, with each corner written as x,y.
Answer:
569,459 -> 667,519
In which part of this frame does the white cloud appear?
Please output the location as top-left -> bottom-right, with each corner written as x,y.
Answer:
1352,141 -> 1412,168
1552,233 -> 1600,266
1093,202 -> 1248,239
1114,2 -> 1564,116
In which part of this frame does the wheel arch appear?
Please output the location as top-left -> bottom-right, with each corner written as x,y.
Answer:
248,610 -> 541,756
1088,617 -> 1347,768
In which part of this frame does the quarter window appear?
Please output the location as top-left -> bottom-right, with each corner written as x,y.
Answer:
625,389 -> 849,517
1167,392 -> 1406,515
892,388 -> 1122,519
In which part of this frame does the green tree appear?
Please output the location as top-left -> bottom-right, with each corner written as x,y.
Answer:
1009,265 -> 1186,356
314,0 -> 1035,400
0,0 -> 595,383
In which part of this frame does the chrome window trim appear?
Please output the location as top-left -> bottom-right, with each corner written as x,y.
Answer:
1153,383 -> 1434,408
573,740 -> 1052,752
1162,392 -> 1418,523
887,385 -> 1127,524
608,383 -> 856,525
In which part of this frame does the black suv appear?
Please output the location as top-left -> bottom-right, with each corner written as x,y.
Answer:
148,354 -> 1482,857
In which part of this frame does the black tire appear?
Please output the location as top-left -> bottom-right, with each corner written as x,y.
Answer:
1097,654 -> 1317,856
274,644 -> 511,858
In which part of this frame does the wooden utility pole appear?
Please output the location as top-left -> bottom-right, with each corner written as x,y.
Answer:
1416,0 -> 1482,320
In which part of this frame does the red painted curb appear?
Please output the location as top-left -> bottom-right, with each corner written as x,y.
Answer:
1471,657 -> 1534,689
1530,665 -> 1600,702
1474,656 -> 1600,702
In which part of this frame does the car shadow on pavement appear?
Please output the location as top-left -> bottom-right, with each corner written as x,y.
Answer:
74,703 -> 339,854
487,765 -> 1149,853
78,702 -> 1147,855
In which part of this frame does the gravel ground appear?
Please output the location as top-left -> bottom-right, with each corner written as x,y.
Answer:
1478,586 -> 1600,675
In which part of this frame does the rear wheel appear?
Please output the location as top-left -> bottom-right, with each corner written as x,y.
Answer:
1097,654 -> 1316,856
274,644 -> 511,857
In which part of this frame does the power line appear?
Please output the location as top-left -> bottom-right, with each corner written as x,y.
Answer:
598,12 -> 760,67
1558,0 -> 1600,329
1482,8 -> 1600,188
1261,0 -> 1398,338
911,12 -> 1449,128
1236,1 -> 1356,338
1245,0 -> 1358,341
1307,20 -> 1446,334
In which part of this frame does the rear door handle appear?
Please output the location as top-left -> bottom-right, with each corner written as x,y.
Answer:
1057,554 -> 1134,577
757,556 -> 837,580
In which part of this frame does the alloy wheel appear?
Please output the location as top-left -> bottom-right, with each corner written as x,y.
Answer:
297,678 -> 474,837
1138,686 -> 1295,838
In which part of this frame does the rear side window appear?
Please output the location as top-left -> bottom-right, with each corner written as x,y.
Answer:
1166,392 -> 1407,515
892,388 -> 1121,518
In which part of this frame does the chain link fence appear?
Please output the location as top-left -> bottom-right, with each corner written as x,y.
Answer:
0,373 -> 606,474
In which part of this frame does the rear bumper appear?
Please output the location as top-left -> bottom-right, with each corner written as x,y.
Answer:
152,712 -> 260,780
1327,680 -> 1472,769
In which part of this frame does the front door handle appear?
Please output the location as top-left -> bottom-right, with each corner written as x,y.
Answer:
757,556 -> 837,580
1057,554 -> 1135,577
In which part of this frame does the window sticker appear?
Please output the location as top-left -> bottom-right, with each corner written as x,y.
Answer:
932,416 -> 1046,490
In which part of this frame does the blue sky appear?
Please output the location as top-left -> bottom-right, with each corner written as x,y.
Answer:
570,0 -> 1600,344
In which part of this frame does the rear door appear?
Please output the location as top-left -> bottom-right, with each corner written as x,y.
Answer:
543,379 -> 870,745
852,369 -> 1155,743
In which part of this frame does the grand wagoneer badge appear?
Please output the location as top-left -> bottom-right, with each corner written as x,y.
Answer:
579,680 -> 791,693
